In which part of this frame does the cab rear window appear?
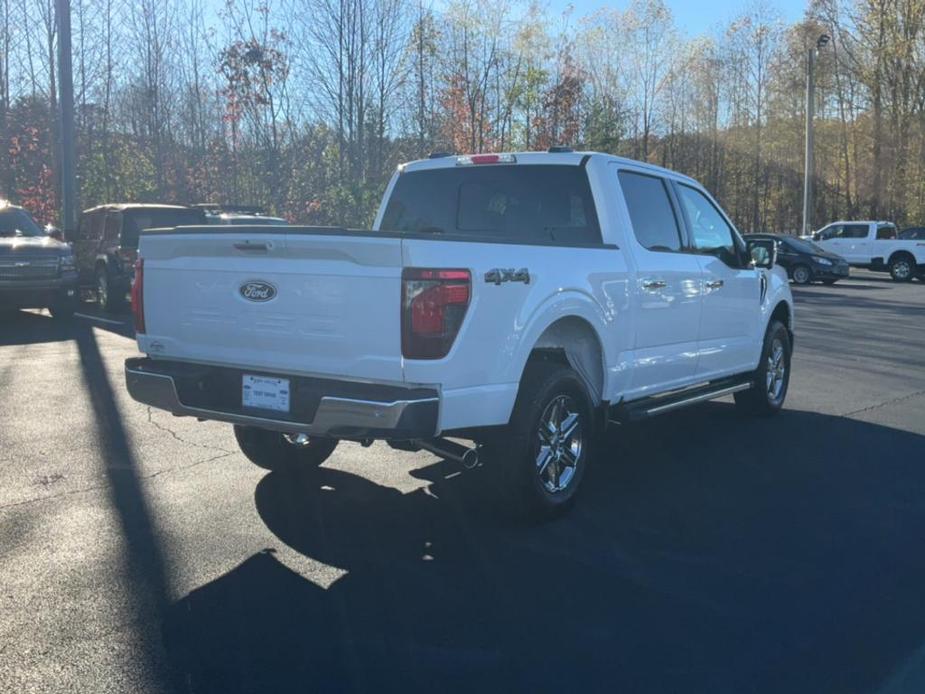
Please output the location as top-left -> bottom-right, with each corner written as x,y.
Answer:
381,165 -> 602,245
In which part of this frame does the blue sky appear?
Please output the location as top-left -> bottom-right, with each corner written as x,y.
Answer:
548,0 -> 808,35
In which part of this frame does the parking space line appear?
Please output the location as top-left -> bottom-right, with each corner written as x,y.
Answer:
74,312 -> 128,326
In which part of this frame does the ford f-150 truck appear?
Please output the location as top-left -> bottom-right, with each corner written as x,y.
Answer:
125,151 -> 794,517
812,220 -> 925,281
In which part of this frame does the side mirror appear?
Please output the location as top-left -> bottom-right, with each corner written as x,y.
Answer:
45,225 -> 65,242
747,239 -> 776,269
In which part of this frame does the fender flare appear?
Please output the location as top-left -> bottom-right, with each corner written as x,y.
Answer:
507,290 -> 613,402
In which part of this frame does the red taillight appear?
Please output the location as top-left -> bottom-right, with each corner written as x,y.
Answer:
131,258 -> 145,334
402,268 -> 470,359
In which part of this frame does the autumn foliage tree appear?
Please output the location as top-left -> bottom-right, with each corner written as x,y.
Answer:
0,0 -> 922,233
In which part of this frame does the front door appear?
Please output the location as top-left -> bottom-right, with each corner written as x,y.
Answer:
673,182 -> 761,379
838,223 -> 872,263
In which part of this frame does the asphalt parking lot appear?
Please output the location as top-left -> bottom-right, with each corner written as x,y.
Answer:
1,270 -> 924,694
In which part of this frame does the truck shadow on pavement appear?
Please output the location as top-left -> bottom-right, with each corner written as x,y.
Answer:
162,405 -> 925,694
0,307 -> 134,346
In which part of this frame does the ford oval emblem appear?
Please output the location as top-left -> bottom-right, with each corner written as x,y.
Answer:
240,280 -> 277,302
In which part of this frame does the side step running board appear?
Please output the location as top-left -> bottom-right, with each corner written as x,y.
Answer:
610,379 -> 753,423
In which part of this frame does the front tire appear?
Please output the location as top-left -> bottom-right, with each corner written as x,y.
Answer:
233,425 -> 338,473
485,361 -> 593,520
734,320 -> 791,416
50,289 -> 78,319
96,267 -> 123,312
791,264 -> 812,285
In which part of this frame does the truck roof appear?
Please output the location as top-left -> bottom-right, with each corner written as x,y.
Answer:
81,203 -> 194,214
399,151 -> 699,185
822,220 -> 894,226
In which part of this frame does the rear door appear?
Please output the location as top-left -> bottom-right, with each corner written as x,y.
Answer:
673,182 -> 761,379
139,228 -> 405,382
614,166 -> 703,397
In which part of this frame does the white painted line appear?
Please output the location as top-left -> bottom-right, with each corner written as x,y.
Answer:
74,312 -> 128,326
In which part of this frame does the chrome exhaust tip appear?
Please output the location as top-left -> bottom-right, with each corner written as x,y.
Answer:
413,438 -> 480,469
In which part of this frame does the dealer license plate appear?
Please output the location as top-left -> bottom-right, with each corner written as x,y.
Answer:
242,375 -> 290,413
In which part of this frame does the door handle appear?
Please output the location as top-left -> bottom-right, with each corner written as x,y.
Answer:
233,242 -> 270,252
641,279 -> 667,290
705,279 -> 724,290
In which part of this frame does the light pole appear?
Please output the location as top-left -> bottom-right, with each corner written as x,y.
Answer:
802,33 -> 830,236
55,0 -> 76,235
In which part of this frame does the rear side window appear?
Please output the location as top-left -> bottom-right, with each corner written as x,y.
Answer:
104,213 -> 121,243
381,165 -> 601,245
618,171 -> 682,252
876,224 -> 897,240
77,211 -> 104,241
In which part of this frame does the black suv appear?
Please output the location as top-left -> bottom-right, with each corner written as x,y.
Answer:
74,204 -> 206,311
0,203 -> 79,318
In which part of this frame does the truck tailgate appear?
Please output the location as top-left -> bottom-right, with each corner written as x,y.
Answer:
138,228 -> 404,382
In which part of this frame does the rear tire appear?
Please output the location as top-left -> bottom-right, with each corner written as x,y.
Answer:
233,425 -> 339,473
48,289 -> 80,320
49,295 -> 77,320
791,265 -> 812,285
734,320 -> 791,416
889,254 -> 915,282
484,361 -> 593,520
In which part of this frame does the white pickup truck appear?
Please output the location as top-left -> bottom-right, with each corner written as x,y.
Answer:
125,150 -> 794,517
812,220 -> 925,281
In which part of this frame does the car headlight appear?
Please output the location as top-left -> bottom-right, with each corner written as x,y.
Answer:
813,257 -> 833,266
59,254 -> 76,272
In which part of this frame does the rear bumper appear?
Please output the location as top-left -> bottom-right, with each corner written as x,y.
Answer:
124,357 -> 439,439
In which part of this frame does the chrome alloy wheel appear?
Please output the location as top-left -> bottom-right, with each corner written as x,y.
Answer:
892,258 -> 912,280
766,337 -> 787,403
535,395 -> 583,494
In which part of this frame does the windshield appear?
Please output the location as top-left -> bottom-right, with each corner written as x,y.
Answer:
381,165 -> 602,244
123,208 -> 206,247
0,208 -> 44,238
786,237 -> 829,255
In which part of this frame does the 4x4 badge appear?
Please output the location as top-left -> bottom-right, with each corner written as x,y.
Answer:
485,268 -> 530,285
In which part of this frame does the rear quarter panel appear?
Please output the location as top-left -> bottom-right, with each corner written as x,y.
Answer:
875,240 -> 925,263
401,240 -> 630,431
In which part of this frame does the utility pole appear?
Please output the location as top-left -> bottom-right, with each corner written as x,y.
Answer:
802,33 -> 830,236
55,0 -> 76,234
